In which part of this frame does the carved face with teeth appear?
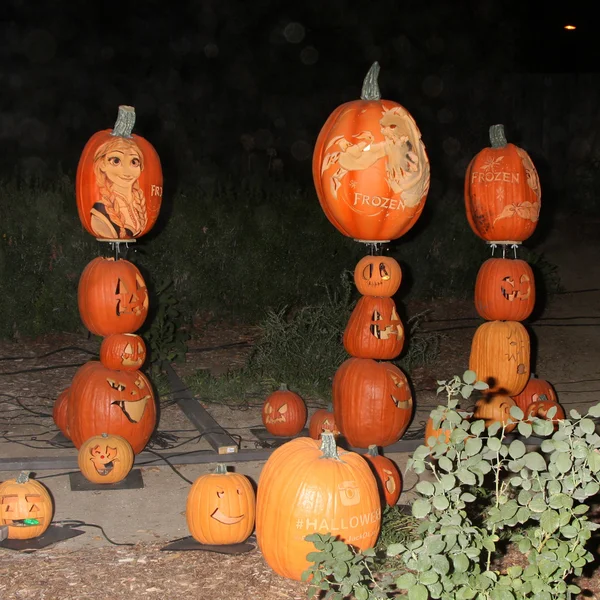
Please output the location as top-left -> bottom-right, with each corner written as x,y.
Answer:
100,333 -> 147,371
67,361 -> 157,454
501,274 -> 531,302
77,433 -> 135,484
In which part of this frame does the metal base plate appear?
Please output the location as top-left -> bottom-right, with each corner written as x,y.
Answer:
69,469 -> 144,491
161,534 -> 256,554
0,525 -> 85,552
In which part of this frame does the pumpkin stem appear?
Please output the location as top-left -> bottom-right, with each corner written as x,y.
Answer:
16,471 -> 31,484
214,464 -> 228,475
278,383 -> 289,392
489,124 -> 507,148
366,444 -> 379,457
361,62 -> 381,101
319,432 -> 341,460
111,105 -> 136,138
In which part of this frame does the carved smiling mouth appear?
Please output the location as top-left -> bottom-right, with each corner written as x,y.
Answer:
370,324 -> 401,340
210,508 -> 244,525
111,396 -> 150,423
4,518 -> 42,527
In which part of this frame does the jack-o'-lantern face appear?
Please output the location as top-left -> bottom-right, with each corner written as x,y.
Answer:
505,326 -> 527,375
263,401 -> 287,424
354,256 -> 402,297
116,273 -> 148,316
100,333 -> 147,371
211,485 -> 246,525
382,469 -> 397,494
389,370 -> 411,409
261,386 -> 307,437
78,434 -> 135,484
107,372 -> 151,423
501,274 -> 531,302
370,305 -> 402,341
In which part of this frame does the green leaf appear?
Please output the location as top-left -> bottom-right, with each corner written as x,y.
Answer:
461,384 -> 474,399
416,481 -> 435,496
432,495 -> 450,511
488,422 -> 502,436
408,584 -> 429,600
518,421 -> 533,438
453,553 -> 470,573
461,493 -> 477,503
463,370 -> 476,384
419,569 -> 440,585
464,437 -> 483,456
413,499 -> 432,518
439,474 -> 456,491
470,420 -> 485,436
431,555 -> 450,575
580,418 -> 596,435
396,572 -> 417,589
540,509 -> 560,533
588,450 -> 600,473
587,404 -> 600,418
437,456 -> 453,472
508,439 -> 526,459
487,437 -> 502,452
456,469 -> 476,485
524,452 -> 546,471
569,409 -> 582,420
355,586 -> 369,600
509,406 -> 524,421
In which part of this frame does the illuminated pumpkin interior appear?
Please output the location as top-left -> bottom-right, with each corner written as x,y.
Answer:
115,274 -> 148,316
263,401 -> 288,423
383,469 -> 396,494
389,372 -> 411,409
370,306 -> 402,341
89,443 -> 119,475
121,340 -> 146,367
500,274 -> 531,302
1,494 -> 44,527
108,374 -> 150,422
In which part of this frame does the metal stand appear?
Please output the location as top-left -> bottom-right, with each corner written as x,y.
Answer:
161,534 -> 256,554
0,525 -> 85,552
69,469 -> 144,491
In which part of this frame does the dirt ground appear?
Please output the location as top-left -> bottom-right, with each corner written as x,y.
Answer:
0,214 -> 599,599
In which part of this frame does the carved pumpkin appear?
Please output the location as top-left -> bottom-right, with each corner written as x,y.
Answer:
363,445 -> 402,507
261,384 -> 307,437
76,105 -> 163,241
256,433 -> 381,581
78,257 -> 149,336
332,358 -> 413,448
100,333 -> 147,371
469,320 -> 530,396
67,361 -> 157,454
78,433 -> 134,484
465,124 -> 541,244
313,62 -> 430,243
343,296 -> 404,360
354,255 -> 402,297
308,408 -> 340,441
186,464 -> 255,546
512,374 -> 558,413
524,400 -> 565,430
0,472 -> 53,540
52,387 -> 71,440
474,258 -> 536,321
473,394 -> 517,433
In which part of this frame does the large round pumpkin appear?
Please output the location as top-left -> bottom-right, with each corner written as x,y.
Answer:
78,433 -> 134,484
313,62 -> 430,243
67,361 -> 156,454
512,374 -> 558,413
76,105 -> 163,241
261,384 -> 307,437
332,358 -> 413,448
354,255 -> 402,297
474,258 -> 535,321
343,296 -> 404,360
100,333 -> 147,371
52,387 -> 71,440
0,472 -> 53,540
256,433 -> 381,581
469,320 -> 530,396
465,124 -> 541,244
363,445 -> 402,507
78,257 -> 149,336
473,394 -> 517,434
187,464 -> 255,546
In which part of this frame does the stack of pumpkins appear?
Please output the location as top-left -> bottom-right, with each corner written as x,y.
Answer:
465,124 -> 564,428
53,105 -> 163,485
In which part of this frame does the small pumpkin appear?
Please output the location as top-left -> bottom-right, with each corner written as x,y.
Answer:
363,445 -> 402,507
524,400 -> 565,430
78,433 -> 134,484
0,472 -> 53,540
465,124 -> 541,244
354,255 -> 402,297
52,387 -> 71,440
76,105 -> 163,241
474,258 -> 535,321
308,408 -> 340,440
186,464 -> 255,546
261,384 -> 307,437
256,433 -> 381,581
473,394 -> 517,433
512,374 -> 557,413
100,333 -> 147,371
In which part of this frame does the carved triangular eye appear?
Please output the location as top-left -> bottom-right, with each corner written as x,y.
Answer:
124,343 -> 133,355
107,378 -> 126,392
279,403 -> 288,414
391,307 -> 399,320
264,402 -> 273,414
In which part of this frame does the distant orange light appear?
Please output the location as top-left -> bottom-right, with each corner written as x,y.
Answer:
564,24 -> 577,30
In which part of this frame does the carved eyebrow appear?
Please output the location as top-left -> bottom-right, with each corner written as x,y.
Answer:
1,495 -> 18,503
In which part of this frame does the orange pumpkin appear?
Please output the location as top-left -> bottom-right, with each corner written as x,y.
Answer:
512,375 -> 558,413
465,124 -> 541,244
473,394 -> 517,433
354,255 -> 402,297
187,464 -> 255,546
100,333 -> 147,371
313,62 -> 430,243
308,408 -> 340,440
256,433 -> 381,581
363,445 -> 402,507
78,433 -> 134,484
53,387 -> 71,440
261,384 -> 307,437
343,296 -> 404,360
78,257 -> 149,336
469,320 -> 530,396
424,416 -> 452,448
67,361 -> 157,454
0,472 -> 53,540
524,400 -> 565,430
332,358 -> 413,448
76,105 -> 163,241
474,258 -> 535,321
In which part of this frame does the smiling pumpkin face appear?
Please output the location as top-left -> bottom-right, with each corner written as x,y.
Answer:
78,433 -> 135,484
186,465 -> 256,545
353,255 -> 402,297
100,333 -> 147,371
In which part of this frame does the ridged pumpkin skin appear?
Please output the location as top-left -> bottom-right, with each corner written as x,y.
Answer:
525,400 -> 565,430
0,473 -> 53,540
474,258 -> 535,321
78,257 -> 149,336
512,375 -> 557,413
78,433 -> 134,484
187,465 -> 255,546
308,409 -> 340,440
313,63 -> 429,243
465,124 -> 541,243
354,255 -> 402,297
363,446 -> 402,507
53,387 -> 71,440
469,320 -> 530,396
67,361 -> 156,454
473,394 -> 517,433
261,385 -> 307,437
333,358 -> 413,448
256,434 -> 381,581
76,105 -> 163,241
100,333 -> 147,371
343,296 -> 404,360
